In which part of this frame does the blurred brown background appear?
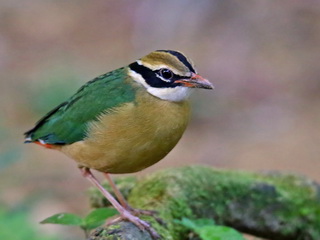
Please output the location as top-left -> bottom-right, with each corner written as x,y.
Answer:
1,1 -> 319,239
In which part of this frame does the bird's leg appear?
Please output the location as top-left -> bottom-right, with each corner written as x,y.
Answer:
103,173 -> 159,218
103,173 -> 130,209
80,167 -> 160,239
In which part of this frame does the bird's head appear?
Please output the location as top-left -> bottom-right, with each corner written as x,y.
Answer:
128,50 -> 213,102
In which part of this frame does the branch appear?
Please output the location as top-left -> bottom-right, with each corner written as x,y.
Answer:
88,166 -> 320,240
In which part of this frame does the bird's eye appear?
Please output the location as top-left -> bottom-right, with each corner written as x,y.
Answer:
159,68 -> 173,80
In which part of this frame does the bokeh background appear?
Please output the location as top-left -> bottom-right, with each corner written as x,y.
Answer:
1,1 -> 319,239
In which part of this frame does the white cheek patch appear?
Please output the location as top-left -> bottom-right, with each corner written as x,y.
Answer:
128,69 -> 149,88
128,69 -> 192,102
148,86 -> 193,102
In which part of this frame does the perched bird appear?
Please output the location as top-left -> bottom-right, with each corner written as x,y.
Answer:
24,50 -> 213,238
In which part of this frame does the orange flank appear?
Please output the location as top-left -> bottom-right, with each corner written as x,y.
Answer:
34,141 -> 54,149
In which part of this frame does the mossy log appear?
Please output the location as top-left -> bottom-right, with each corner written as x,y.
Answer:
88,166 -> 320,240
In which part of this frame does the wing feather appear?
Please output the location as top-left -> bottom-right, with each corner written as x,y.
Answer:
24,67 -> 136,145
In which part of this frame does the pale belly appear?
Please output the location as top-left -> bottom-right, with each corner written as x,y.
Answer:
60,95 -> 190,173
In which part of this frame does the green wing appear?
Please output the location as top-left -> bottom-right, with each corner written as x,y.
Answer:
24,67 -> 136,145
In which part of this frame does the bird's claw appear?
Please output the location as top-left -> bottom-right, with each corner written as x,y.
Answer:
130,208 -> 165,226
124,206 -> 165,226
107,209 -> 161,239
130,208 -> 158,216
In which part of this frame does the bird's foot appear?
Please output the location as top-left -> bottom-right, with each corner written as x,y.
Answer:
126,207 -> 165,226
108,209 -> 161,239
125,205 -> 157,216
81,169 -> 161,238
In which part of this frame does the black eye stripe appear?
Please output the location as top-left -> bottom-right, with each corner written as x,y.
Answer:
129,62 -> 187,88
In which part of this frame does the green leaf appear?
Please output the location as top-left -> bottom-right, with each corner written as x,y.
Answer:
190,218 -> 215,228
176,218 -> 244,240
83,208 -> 117,230
198,225 -> 245,240
40,213 -> 83,226
176,217 -> 215,231
177,218 -> 198,231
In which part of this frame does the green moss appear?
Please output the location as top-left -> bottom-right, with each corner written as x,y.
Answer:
89,166 -> 320,240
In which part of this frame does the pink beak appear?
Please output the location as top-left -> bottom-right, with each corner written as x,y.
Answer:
175,73 -> 213,89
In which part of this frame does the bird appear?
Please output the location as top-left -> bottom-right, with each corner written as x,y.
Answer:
24,50 -> 213,238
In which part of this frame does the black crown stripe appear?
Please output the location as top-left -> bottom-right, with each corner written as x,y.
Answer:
156,50 -> 195,73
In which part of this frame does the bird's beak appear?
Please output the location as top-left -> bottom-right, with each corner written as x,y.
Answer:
175,73 -> 214,89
